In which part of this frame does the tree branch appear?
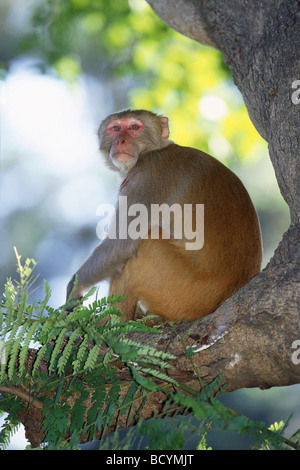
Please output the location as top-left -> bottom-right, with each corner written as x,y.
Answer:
143,0 -> 300,424
2,227 -> 300,446
147,0 -> 300,219
147,0 -> 216,46
0,386 -> 44,409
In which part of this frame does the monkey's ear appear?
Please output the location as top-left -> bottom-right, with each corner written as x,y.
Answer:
160,116 -> 170,139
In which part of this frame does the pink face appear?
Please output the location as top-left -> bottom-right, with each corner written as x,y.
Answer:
106,117 -> 145,163
107,117 -> 145,137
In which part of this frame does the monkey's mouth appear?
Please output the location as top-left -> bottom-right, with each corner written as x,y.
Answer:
113,152 -> 135,162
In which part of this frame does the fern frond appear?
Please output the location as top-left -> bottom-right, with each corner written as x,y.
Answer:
101,383 -> 121,435
53,374 -> 65,408
87,388 -> 107,441
37,280 -> 51,316
49,328 -> 69,373
32,342 -> 50,376
126,338 -> 176,361
3,279 -> 16,326
7,322 -> 29,381
105,321 -> 161,336
57,328 -> 80,376
15,288 -> 29,324
0,420 -> 21,450
70,389 -> 89,436
136,356 -> 173,370
18,320 -> 41,375
72,335 -> 89,375
84,344 -> 101,372
129,367 -> 159,392
135,366 -> 178,387
0,323 -> 19,381
120,381 -> 140,419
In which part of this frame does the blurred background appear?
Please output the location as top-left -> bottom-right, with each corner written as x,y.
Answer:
0,0 -> 298,450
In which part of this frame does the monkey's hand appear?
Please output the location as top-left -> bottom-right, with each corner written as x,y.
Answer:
64,236 -> 140,314
65,274 -> 84,313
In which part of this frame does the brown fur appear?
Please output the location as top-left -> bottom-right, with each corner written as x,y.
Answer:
109,144 -> 262,321
67,110 -> 262,322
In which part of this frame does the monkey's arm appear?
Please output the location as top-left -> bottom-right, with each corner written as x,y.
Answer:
66,235 -> 140,303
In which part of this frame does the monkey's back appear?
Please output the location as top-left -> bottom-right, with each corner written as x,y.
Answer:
126,143 -> 262,320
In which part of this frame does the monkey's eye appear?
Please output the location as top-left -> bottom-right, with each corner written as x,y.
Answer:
129,124 -> 140,130
110,125 -> 121,132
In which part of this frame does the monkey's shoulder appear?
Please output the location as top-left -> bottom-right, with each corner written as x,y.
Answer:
150,143 -> 231,175
135,143 -> 241,189
169,143 -> 226,166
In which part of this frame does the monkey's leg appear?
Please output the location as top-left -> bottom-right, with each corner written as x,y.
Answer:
109,272 -> 138,320
120,238 -> 229,322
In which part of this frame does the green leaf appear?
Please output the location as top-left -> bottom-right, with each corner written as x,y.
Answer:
130,366 -> 159,391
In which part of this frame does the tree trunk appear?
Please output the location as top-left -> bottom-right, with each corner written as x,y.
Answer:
143,0 -> 300,389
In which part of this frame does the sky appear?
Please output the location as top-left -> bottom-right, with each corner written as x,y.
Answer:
0,65 -> 116,449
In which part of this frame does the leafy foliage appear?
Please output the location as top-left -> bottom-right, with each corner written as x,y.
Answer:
0,415 -> 21,451
0,251 -> 299,450
11,0 -> 267,163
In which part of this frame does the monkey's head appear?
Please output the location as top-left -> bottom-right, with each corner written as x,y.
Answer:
98,109 -> 170,175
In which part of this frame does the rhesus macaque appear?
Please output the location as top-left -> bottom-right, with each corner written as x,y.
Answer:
66,109 -> 262,321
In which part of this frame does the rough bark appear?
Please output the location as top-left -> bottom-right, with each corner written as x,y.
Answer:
2,0 -> 300,447
147,0 -> 300,220
144,0 -> 300,380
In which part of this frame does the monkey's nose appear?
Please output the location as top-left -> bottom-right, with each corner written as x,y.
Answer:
115,137 -> 126,145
